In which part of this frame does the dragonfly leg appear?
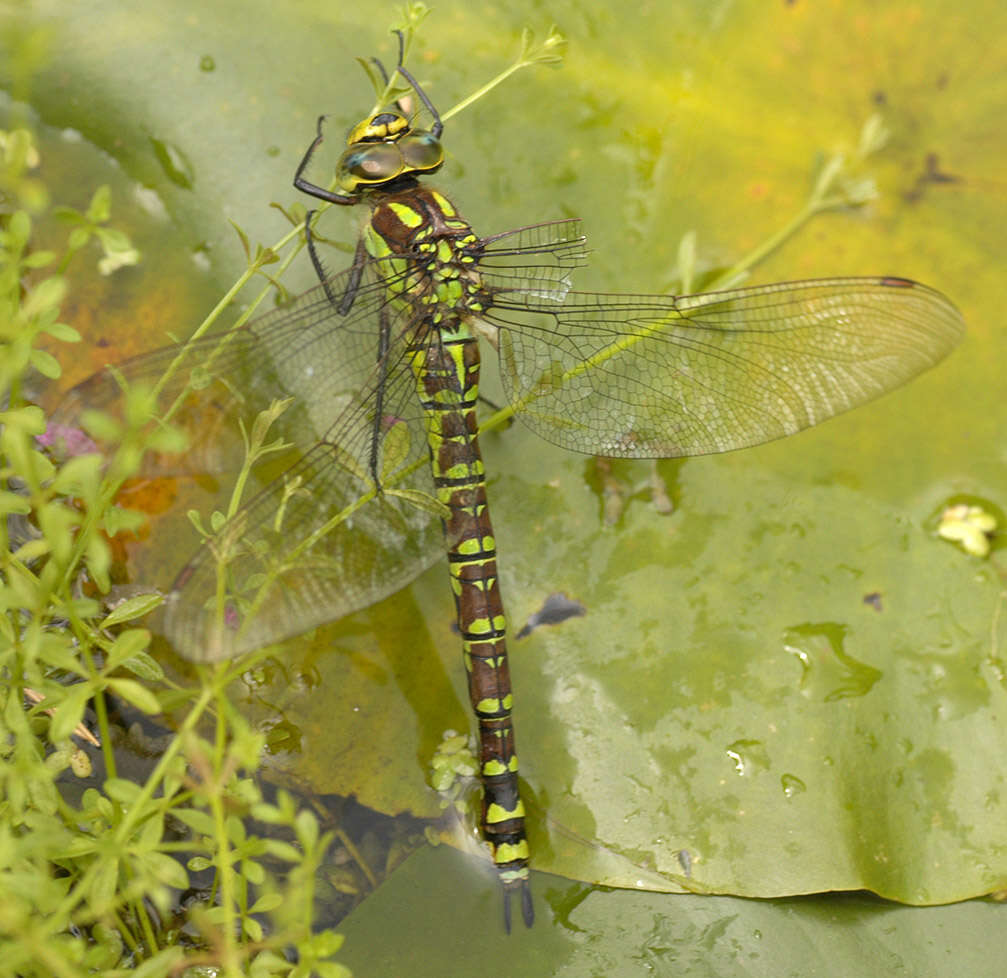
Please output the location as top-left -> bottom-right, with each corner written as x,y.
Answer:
391,31 -> 444,139
338,237 -> 368,315
367,302 -> 394,489
304,210 -> 336,306
302,213 -> 366,312
293,115 -> 359,206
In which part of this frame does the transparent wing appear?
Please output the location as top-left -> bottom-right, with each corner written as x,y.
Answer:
52,259 -> 448,661
488,277 -> 965,458
476,219 -> 587,300
164,339 -> 444,661
50,259 -> 419,478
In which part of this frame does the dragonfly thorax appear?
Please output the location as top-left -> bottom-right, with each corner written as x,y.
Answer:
336,110 -> 444,195
364,187 -> 489,327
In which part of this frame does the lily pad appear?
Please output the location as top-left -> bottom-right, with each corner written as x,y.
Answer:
336,845 -> 1007,977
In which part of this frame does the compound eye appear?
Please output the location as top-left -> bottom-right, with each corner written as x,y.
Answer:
339,143 -> 403,189
399,132 -> 444,173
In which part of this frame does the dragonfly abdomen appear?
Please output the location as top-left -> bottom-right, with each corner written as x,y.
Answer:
409,323 -> 531,926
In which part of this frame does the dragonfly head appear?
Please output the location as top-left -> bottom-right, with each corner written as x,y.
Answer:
336,109 -> 444,195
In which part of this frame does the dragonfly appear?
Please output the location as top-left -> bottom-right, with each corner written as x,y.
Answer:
52,34 -> 964,930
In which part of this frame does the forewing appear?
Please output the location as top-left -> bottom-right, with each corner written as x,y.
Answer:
489,277 -> 965,458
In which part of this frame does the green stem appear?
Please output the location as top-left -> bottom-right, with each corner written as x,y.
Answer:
706,200 -> 819,291
210,739 -> 239,973
441,62 -> 526,123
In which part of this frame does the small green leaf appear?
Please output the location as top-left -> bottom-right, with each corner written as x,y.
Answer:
174,808 -> 216,835
139,850 -> 189,889
306,930 -> 345,958
104,777 -> 141,804
250,949 -> 290,976
250,892 -> 283,913
95,226 -> 131,253
4,208 -> 31,244
100,593 -> 163,628
103,628 -> 153,668
88,856 -> 120,913
146,424 -> 187,453
85,534 -> 111,591
315,963 -> 352,978
263,839 -> 300,863
67,225 -> 90,251
23,249 -> 56,268
47,684 -> 94,741
59,596 -> 101,620
241,858 -> 265,885
226,815 -> 247,846
186,508 -> 209,536
129,948 -> 187,978
22,275 -> 66,319
242,915 -> 264,942
106,677 -> 160,714
102,505 -> 148,536
2,404 -> 47,434
384,487 -> 451,519
51,453 -> 104,497
42,320 -> 80,342
85,184 -> 111,222
118,649 -> 165,682
28,348 -> 61,378
229,218 -> 252,260
0,491 -> 32,516
80,408 -> 123,442
294,809 -> 319,849
138,811 -> 165,847
12,538 -> 50,562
